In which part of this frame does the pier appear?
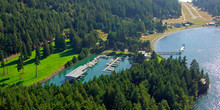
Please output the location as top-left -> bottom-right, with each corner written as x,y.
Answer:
103,57 -> 120,72
156,44 -> 185,55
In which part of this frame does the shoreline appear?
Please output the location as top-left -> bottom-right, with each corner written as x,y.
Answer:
29,65 -> 65,86
151,25 -> 206,50
30,54 -> 98,86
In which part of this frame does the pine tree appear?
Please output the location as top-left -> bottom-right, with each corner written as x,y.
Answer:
43,40 -> 50,58
60,37 -> 67,51
55,36 -> 66,51
0,50 -> 5,75
17,55 -> 24,80
36,44 -> 41,59
26,41 -> 32,58
35,55 -> 40,78
22,43 -> 28,60
72,56 -> 78,63
72,35 -> 82,53
49,42 -> 53,54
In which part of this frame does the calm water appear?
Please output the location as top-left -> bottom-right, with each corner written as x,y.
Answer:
156,27 -> 220,110
43,55 -> 132,86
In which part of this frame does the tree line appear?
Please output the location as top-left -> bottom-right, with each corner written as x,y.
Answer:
0,55 -> 209,110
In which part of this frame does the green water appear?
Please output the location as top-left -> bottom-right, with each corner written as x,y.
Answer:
43,55 -> 132,86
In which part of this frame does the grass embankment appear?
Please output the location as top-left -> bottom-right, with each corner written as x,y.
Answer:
0,40 -> 78,86
141,2 -> 213,50
146,55 -> 163,63
102,50 -> 133,55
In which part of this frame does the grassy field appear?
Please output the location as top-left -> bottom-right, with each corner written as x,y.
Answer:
0,40 -> 78,86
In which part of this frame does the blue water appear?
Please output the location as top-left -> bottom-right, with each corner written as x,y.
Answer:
156,27 -> 220,110
81,57 -> 132,83
43,56 -> 132,86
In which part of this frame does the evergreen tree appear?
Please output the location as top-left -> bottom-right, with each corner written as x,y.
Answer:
60,37 -> 67,51
151,51 -> 157,60
49,42 -> 53,54
72,56 -> 78,63
26,41 -> 32,58
17,55 -> 24,80
55,36 -> 66,51
35,55 -> 40,78
22,43 -> 28,60
36,44 -> 41,59
43,40 -> 50,58
72,35 -> 82,53
0,50 -> 5,75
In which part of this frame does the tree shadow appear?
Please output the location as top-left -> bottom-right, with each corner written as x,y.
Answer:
59,49 -> 75,57
6,60 -> 18,66
24,58 -> 35,66
0,78 -> 10,83
16,80 -> 24,86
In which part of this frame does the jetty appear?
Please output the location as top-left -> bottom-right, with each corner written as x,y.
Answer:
103,57 -> 120,72
156,44 -> 185,55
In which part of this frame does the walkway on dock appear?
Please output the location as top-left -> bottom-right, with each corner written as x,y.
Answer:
156,44 -> 185,55
103,57 -> 120,72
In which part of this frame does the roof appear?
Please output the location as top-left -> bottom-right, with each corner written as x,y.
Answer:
65,65 -> 87,79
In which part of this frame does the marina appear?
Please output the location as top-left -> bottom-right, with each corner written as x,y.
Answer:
65,55 -> 102,81
103,57 -> 121,72
43,55 -> 132,85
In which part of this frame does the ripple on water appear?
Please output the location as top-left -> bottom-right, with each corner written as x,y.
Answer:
156,27 -> 220,110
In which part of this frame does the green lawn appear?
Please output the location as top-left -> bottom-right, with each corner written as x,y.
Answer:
146,55 -> 163,63
103,50 -> 133,55
0,40 -> 78,86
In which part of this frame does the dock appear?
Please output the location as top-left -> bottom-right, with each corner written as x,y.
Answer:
103,57 -> 120,72
65,55 -> 103,81
65,65 -> 88,81
156,44 -> 185,55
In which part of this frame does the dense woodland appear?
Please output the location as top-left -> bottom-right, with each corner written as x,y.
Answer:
192,0 -> 220,17
0,56 -> 209,110
0,0 -> 181,57
0,0 -> 210,110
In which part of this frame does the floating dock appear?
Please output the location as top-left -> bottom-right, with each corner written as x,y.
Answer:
103,57 -> 121,72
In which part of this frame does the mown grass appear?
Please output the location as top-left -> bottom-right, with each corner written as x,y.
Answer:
0,40 -> 78,86
103,50 -> 133,55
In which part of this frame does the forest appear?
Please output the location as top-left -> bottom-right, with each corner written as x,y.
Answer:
0,0 -> 181,57
0,56 -> 209,110
192,0 -> 220,17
